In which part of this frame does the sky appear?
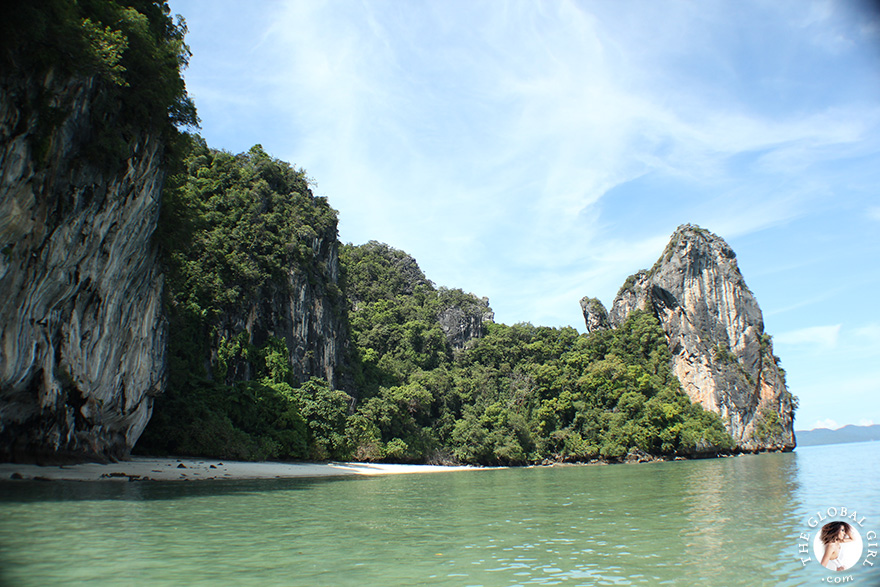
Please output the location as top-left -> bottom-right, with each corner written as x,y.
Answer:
167,0 -> 880,432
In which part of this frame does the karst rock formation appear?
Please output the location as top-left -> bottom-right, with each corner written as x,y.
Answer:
0,73 -> 167,462
581,224 -> 796,451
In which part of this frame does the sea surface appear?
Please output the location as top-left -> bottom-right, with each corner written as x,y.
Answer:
1,442 -> 878,586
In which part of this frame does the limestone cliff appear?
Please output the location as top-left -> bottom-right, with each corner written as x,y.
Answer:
437,294 -> 494,350
582,225 -> 796,451
210,228 -> 347,390
0,72 -> 167,462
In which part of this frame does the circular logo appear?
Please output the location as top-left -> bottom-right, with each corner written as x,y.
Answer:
811,521 -> 864,572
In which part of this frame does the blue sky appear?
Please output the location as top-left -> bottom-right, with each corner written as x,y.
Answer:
167,0 -> 880,432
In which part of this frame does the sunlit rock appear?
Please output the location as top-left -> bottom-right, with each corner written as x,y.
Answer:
584,224 -> 796,451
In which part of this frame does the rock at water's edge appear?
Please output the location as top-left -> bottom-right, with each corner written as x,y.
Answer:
0,73 -> 166,462
584,224 -> 796,451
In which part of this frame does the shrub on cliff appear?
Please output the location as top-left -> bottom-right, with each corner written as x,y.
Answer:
1,0 -> 197,170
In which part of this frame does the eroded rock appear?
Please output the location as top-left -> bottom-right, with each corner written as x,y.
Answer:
438,295 -> 494,350
0,73 -> 166,462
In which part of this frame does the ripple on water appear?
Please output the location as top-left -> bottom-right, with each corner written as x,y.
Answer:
1,445 -> 879,586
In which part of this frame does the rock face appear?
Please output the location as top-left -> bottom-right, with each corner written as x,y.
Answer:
211,230 -> 347,390
438,296 -> 494,350
583,224 -> 795,451
0,72 -> 167,462
579,296 -> 610,334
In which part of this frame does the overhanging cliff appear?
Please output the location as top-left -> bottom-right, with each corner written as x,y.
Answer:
0,1 -> 195,462
0,72 -> 167,462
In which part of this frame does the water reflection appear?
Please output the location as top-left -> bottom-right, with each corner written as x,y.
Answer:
682,459 -> 729,579
0,475 -> 349,503
676,453 -> 803,584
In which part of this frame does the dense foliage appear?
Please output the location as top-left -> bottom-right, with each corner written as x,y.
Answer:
339,244 -> 734,464
139,138 -> 350,461
1,0 -> 197,169
140,141 -> 734,464
157,137 -> 339,314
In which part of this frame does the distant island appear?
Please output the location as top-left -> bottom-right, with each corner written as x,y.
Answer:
795,424 -> 880,447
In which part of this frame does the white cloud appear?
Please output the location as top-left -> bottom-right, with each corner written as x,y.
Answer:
267,3 -> 848,279
774,325 -> 841,348
858,419 -> 875,427
812,418 -> 840,430
868,206 -> 880,221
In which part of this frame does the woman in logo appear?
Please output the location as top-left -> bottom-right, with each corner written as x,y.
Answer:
820,521 -> 855,571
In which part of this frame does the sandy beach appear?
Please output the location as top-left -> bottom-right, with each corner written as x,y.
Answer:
0,456 -> 486,482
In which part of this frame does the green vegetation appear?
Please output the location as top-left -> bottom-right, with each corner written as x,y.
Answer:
142,174 -> 735,464
138,138 -> 348,461
712,343 -> 738,365
336,242 -> 733,465
1,0 -> 197,170
156,137 -> 339,315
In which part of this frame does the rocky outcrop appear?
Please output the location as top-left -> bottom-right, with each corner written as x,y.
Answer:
579,296 -> 610,334
583,224 -> 795,451
0,72 -> 167,462
438,294 -> 494,350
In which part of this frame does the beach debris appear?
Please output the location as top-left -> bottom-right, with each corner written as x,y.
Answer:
100,472 -> 142,481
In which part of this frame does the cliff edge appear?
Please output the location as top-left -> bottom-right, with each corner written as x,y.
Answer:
0,1 -> 194,462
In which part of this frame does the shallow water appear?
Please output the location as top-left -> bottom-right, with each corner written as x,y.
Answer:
1,442 -> 878,586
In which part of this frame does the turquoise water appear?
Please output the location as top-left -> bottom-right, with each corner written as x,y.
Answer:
1,442 -> 878,586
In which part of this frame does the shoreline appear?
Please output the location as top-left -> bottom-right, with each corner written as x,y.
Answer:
0,448 -> 792,483
0,456 -> 487,482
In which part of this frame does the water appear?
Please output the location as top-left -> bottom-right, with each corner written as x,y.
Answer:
1,443 -> 878,586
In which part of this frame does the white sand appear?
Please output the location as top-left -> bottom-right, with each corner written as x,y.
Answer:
0,457 -> 487,482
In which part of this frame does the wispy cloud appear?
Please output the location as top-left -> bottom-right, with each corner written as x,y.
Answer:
775,324 -> 841,348
236,0 -> 878,330
173,0 -> 880,338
